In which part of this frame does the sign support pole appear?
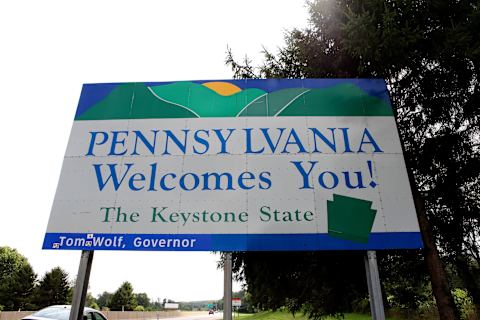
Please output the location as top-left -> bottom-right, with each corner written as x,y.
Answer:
69,250 -> 94,320
223,253 -> 232,320
364,251 -> 385,320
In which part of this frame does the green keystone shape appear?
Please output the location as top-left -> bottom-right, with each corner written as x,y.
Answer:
327,194 -> 377,243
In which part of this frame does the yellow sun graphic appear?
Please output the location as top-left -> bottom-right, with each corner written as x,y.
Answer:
202,81 -> 242,96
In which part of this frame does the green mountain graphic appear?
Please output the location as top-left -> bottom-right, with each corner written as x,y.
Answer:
279,83 -> 392,116
75,82 -> 393,120
75,83 -> 198,120
236,84 -> 392,117
149,82 -> 266,117
237,88 -> 310,117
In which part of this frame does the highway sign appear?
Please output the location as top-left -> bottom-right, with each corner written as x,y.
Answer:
43,79 -> 422,251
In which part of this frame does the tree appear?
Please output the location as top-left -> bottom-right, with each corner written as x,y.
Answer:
377,251 -> 432,316
341,2 -> 479,317
226,0 -> 480,319
96,291 -> 113,310
150,299 -> 163,311
109,282 -> 137,311
226,251 -> 367,318
86,292 -> 98,309
134,293 -> 150,309
0,247 -> 36,310
32,267 -> 71,308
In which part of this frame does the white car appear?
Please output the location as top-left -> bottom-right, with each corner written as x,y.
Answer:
22,305 -> 107,320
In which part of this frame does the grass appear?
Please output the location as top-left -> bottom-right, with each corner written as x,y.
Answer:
236,310 -> 400,320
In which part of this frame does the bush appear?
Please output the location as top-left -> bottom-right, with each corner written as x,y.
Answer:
134,305 -> 145,311
452,289 -> 476,320
89,302 -> 100,310
351,297 -> 370,314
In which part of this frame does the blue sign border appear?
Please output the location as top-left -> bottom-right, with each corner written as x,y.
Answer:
43,232 -> 423,251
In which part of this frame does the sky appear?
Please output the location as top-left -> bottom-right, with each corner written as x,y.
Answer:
0,0 -> 309,303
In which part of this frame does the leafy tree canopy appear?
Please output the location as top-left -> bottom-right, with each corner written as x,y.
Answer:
134,293 -> 150,309
86,292 -> 98,310
226,0 -> 479,318
32,267 -> 71,309
109,281 -> 137,311
96,291 -> 113,309
0,246 -> 36,310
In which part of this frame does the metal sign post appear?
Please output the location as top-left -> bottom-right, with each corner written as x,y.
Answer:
69,250 -> 94,320
364,251 -> 385,320
223,253 -> 232,320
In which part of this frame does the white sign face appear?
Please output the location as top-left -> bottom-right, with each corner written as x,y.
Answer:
232,299 -> 241,307
43,79 -> 422,251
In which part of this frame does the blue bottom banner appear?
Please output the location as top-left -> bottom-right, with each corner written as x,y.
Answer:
43,232 -> 423,251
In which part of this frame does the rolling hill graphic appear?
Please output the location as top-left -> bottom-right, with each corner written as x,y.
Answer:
75,81 -> 393,120
149,81 -> 266,117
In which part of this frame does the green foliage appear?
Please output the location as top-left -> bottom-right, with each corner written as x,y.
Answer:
235,290 -> 255,313
148,299 -> 163,311
228,252 -> 367,318
109,281 -> 137,311
178,303 -> 192,311
133,305 -> 145,311
216,299 -> 223,311
66,286 -> 74,304
0,246 -> 36,310
32,267 -> 71,309
344,0 -> 480,242
351,298 -> 370,315
378,251 -> 431,315
452,289 -> 476,320
227,0 -> 480,317
96,291 -> 113,309
89,302 -> 100,310
134,293 -> 150,309
86,292 -> 97,310
454,256 -> 480,314
340,0 -> 480,312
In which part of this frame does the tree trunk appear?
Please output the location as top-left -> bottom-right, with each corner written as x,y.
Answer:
412,190 -> 458,320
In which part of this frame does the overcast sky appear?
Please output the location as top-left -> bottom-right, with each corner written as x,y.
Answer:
0,0 -> 309,303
